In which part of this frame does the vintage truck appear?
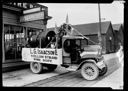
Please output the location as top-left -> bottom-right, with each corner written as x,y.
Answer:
22,23 -> 107,80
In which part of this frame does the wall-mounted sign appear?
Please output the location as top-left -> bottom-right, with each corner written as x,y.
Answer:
20,11 -> 44,22
23,7 -> 42,14
7,3 -> 43,9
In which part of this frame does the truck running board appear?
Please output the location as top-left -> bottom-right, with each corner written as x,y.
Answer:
66,65 -> 78,71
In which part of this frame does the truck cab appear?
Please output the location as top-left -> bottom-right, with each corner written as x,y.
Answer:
62,35 -> 102,64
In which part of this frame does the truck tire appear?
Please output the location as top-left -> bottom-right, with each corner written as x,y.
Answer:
30,62 -> 43,74
99,64 -> 107,76
81,63 -> 99,80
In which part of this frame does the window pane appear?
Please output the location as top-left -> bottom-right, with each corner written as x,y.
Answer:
4,25 -> 26,60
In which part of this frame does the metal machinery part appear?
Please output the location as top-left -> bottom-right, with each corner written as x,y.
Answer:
27,23 -> 72,49
27,30 -> 56,48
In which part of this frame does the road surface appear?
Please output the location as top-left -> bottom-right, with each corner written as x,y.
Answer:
23,53 -> 123,88
3,52 -> 123,89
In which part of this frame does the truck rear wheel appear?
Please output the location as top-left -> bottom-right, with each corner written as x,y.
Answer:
81,63 -> 99,80
30,62 -> 43,74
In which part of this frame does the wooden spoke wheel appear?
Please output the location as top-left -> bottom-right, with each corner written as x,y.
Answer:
81,63 -> 99,80
30,62 -> 43,74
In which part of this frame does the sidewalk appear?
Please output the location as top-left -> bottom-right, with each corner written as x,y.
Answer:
2,66 -> 69,87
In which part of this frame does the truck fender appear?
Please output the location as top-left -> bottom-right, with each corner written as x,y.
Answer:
77,59 -> 97,70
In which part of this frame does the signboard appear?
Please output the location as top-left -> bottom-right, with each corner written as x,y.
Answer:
23,7 -> 41,14
7,3 -> 44,9
22,48 -> 62,65
20,11 -> 44,22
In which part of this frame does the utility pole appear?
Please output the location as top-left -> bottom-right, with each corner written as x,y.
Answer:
98,3 -> 102,50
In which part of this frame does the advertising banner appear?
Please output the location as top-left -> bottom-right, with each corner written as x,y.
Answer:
22,48 -> 62,65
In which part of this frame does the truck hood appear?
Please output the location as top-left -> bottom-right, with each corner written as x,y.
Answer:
80,45 -> 101,57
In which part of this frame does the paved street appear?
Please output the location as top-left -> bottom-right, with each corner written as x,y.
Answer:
2,50 -> 123,89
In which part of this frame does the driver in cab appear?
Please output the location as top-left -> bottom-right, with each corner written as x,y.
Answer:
70,40 -> 81,63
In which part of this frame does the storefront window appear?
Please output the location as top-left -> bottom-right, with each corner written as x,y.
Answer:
4,24 -> 25,61
4,24 -> 42,61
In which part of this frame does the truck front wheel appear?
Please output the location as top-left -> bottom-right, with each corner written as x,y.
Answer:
30,62 -> 43,74
81,63 -> 99,80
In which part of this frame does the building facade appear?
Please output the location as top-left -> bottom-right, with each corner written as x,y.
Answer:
2,3 -> 52,70
72,21 -> 115,54
112,24 -> 124,52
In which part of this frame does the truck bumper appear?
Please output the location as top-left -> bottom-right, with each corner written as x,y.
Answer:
96,60 -> 106,69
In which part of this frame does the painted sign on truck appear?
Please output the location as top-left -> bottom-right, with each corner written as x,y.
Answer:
22,48 -> 62,65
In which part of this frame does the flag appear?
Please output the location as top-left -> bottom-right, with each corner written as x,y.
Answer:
66,14 -> 69,24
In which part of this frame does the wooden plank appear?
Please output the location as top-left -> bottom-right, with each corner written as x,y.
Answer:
21,21 -> 44,29
3,17 -> 18,25
3,10 -> 19,20
2,5 -> 22,12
